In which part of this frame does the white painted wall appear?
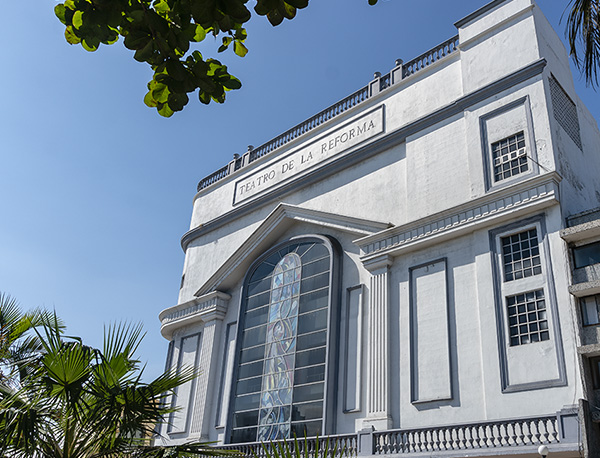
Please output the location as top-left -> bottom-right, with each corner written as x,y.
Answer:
159,0 -> 598,447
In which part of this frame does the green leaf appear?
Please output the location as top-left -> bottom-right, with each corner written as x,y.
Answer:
233,41 -> 248,57
167,92 -> 189,111
64,0 -> 76,10
157,102 -> 175,117
267,9 -> 283,26
153,0 -> 170,15
72,10 -> 84,29
193,24 -> 206,42
144,91 -> 157,107
166,59 -> 187,81
82,36 -> 100,52
282,3 -> 296,20
55,4 -> 67,24
134,40 -> 154,62
198,90 -> 211,104
123,30 -> 151,50
222,76 -> 242,90
151,82 -> 169,103
64,26 -> 81,44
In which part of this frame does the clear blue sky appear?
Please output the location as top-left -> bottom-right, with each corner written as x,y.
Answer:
0,0 -> 597,380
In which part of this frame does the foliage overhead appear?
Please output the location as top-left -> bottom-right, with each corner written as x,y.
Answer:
565,0 -> 600,86
54,0 -> 313,117
0,299 -> 227,458
54,0 -> 382,116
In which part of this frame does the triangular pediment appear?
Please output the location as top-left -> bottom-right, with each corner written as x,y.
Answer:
195,203 -> 391,296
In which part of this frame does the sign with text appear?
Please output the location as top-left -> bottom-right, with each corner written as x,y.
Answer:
234,106 -> 384,205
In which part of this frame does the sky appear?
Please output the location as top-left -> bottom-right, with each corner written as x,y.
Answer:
1,0 -> 598,380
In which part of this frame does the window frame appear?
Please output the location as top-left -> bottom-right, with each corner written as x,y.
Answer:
479,96 -> 539,192
581,294 -> 600,327
225,235 -> 341,444
489,214 -> 567,392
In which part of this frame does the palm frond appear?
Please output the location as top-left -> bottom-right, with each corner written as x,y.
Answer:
565,0 -> 600,85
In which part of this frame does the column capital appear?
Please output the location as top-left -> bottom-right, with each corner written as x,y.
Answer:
159,290 -> 231,340
363,254 -> 394,273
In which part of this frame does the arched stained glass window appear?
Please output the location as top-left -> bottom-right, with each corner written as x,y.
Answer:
228,238 -> 337,444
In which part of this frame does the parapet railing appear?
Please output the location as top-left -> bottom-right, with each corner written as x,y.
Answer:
196,35 -> 460,192
218,413 -> 576,458
218,433 -> 358,458
371,415 -> 560,454
402,35 -> 459,78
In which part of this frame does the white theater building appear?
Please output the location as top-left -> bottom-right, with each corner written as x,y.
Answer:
157,0 -> 600,456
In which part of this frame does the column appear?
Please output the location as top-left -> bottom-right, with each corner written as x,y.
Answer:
188,291 -> 230,439
363,255 -> 394,430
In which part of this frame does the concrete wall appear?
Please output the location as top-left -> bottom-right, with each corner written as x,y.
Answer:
158,0 -> 598,447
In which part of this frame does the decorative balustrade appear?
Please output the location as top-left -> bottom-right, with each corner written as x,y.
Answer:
402,35 -> 459,78
217,414 -> 577,457
196,34 -> 460,193
372,416 -> 559,454
218,434 -> 358,458
197,164 -> 229,191
379,73 -> 392,91
247,84 -> 371,166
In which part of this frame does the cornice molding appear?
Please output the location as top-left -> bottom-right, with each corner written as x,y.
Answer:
159,291 -> 231,340
194,203 -> 390,297
181,59 -> 547,251
355,173 -> 561,261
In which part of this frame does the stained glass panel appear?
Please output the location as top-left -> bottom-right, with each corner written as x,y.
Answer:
230,241 -> 331,443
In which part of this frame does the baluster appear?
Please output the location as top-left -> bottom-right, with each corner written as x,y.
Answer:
523,421 -> 533,445
441,428 -> 449,450
481,425 -> 489,448
466,425 -> 475,448
393,431 -> 400,454
459,426 -> 467,449
534,419 -> 542,444
540,419 -> 549,443
407,431 -> 415,453
474,425 -> 483,448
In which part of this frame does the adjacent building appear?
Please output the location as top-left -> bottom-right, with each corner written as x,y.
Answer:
158,0 -> 600,456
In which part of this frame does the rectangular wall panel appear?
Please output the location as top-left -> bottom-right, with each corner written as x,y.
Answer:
344,285 -> 364,412
215,322 -> 237,427
169,333 -> 201,434
410,259 -> 452,403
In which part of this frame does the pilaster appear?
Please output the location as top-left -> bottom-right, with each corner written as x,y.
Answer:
186,292 -> 229,439
363,255 -> 394,430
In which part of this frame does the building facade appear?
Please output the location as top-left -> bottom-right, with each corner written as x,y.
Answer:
157,0 -> 600,456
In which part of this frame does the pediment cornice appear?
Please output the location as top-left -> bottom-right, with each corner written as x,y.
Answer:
194,203 -> 390,297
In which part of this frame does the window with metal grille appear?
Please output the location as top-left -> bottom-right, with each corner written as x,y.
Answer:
501,228 -> 542,281
549,75 -> 582,150
492,219 -> 553,350
507,289 -> 549,346
491,132 -> 528,182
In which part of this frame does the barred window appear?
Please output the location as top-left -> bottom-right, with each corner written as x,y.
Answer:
491,132 -> 528,182
507,290 -> 549,346
492,219 -> 553,351
501,228 -> 542,281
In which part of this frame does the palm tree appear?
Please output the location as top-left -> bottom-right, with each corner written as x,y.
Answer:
0,293 -> 58,386
0,313 -> 224,458
565,0 -> 600,85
